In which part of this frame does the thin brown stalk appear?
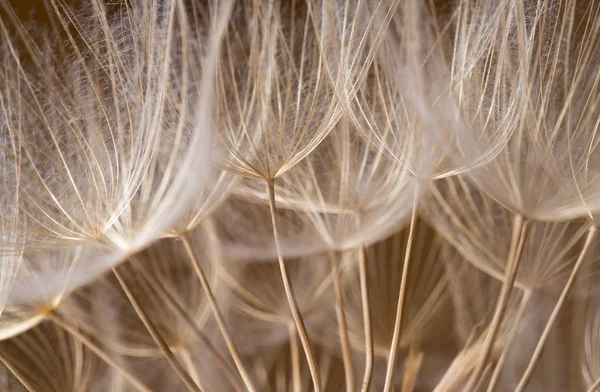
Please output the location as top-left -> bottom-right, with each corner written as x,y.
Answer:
265,178 -> 322,392
473,366 -> 493,392
329,250 -> 354,392
515,226 -> 598,392
180,348 -> 204,391
359,244 -> 373,392
48,312 -> 151,392
289,322 -> 301,392
129,258 -> 243,388
401,346 -> 424,392
0,350 -> 36,392
180,234 -> 257,392
383,190 -> 419,392
486,289 -> 533,392
588,376 -> 600,392
111,267 -> 201,392
465,214 -> 529,391
572,276 -> 592,392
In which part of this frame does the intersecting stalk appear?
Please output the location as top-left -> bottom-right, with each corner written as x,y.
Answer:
289,322 -> 301,392
486,289 -> 532,392
129,258 -> 243,388
265,179 -> 322,392
587,375 -> 600,392
181,234 -> 256,392
329,250 -> 354,391
0,349 -> 36,392
180,348 -> 204,390
401,346 -> 424,392
383,190 -> 419,392
465,214 -> 529,391
112,267 -> 201,392
49,312 -> 151,392
358,244 -> 373,392
515,226 -> 598,392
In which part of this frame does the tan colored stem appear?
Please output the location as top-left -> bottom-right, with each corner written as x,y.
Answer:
515,226 -> 598,392
486,289 -> 532,392
289,323 -> 301,392
383,190 -> 419,392
130,258 -> 243,388
180,348 -> 204,391
359,244 -> 373,392
465,214 -> 529,391
401,346 -> 424,392
0,350 -> 36,392
49,312 -> 151,392
329,251 -> 354,392
265,179 -> 322,392
588,376 -> 600,392
112,267 -> 201,392
180,234 -> 256,392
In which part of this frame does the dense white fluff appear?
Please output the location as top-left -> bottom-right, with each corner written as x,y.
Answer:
0,84 -> 23,321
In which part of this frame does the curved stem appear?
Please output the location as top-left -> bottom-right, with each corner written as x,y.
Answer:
359,244 -> 373,392
515,226 -> 597,392
112,267 -> 201,392
383,190 -> 419,392
486,289 -> 533,392
465,214 -> 529,391
48,312 -> 151,392
181,234 -> 256,392
329,250 -> 354,392
265,179 -> 322,392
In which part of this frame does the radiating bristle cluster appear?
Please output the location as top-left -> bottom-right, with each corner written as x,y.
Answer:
1,0 -> 600,391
